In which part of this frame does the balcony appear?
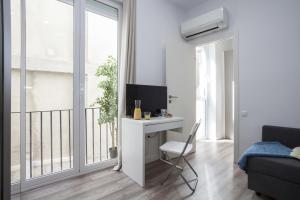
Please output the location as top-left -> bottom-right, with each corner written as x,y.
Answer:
11,107 -> 117,184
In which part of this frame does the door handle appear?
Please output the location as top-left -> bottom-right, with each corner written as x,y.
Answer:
168,95 -> 179,104
169,95 -> 179,99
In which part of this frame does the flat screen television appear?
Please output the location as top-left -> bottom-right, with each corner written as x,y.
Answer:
126,84 -> 167,117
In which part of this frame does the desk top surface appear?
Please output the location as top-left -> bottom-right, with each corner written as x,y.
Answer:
122,116 -> 184,125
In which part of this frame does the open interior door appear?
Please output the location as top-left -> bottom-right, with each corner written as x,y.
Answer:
166,39 -> 196,150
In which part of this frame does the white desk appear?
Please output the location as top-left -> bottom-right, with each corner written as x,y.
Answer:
122,117 -> 184,187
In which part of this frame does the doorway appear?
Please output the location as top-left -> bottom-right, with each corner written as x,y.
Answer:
196,38 -> 235,150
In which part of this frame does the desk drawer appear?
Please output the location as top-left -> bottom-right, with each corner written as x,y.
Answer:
144,120 -> 183,133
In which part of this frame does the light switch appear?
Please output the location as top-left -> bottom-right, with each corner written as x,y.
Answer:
241,111 -> 248,118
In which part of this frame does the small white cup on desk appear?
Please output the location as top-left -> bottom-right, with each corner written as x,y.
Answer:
161,109 -> 167,117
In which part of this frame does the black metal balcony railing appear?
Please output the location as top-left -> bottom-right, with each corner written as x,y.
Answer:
11,107 -> 116,181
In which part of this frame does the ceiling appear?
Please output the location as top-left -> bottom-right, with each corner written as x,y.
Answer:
167,0 -> 209,10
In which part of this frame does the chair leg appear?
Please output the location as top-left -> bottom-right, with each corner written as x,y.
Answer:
183,157 -> 198,177
179,173 -> 198,193
160,158 -> 183,170
181,157 -> 198,192
161,167 -> 174,185
161,160 -> 180,185
161,152 -> 182,185
160,152 -> 183,170
161,153 -> 198,193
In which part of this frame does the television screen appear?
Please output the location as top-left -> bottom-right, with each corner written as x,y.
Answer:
126,84 -> 167,117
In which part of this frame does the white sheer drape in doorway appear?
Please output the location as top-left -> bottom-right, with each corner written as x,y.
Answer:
196,41 -> 233,140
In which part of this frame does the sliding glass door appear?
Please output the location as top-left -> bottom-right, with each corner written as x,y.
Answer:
25,0 -> 75,179
10,0 -> 77,192
10,0 -> 120,194
83,0 -> 119,170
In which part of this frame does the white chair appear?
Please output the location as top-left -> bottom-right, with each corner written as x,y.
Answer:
159,121 -> 201,193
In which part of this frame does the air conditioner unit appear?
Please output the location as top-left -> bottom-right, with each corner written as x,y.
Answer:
181,8 -> 227,40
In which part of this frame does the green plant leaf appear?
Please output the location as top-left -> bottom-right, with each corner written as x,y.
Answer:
92,56 -> 118,147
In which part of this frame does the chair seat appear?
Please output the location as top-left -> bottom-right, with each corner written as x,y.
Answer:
160,141 -> 193,155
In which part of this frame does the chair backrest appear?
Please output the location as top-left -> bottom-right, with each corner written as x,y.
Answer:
188,121 -> 201,144
180,121 -> 201,156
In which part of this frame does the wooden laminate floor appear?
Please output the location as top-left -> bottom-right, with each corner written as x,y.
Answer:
14,140 -> 272,200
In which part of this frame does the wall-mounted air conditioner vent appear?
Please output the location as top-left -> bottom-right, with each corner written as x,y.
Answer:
181,8 -> 228,40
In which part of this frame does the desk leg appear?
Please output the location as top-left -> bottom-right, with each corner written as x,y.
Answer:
122,122 -> 145,187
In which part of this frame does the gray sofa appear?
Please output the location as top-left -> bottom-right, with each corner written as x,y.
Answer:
247,125 -> 300,200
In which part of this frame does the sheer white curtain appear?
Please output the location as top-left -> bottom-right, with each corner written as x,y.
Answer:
197,43 -> 226,140
114,0 -> 136,170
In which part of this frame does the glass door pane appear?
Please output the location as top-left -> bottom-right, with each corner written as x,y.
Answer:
25,0 -> 74,180
84,0 -> 118,166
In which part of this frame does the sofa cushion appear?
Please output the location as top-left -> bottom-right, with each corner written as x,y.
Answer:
263,126 -> 300,149
247,157 -> 300,185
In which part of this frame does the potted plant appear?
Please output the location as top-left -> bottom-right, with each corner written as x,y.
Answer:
92,56 -> 118,159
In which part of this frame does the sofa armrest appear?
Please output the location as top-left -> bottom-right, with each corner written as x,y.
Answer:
262,125 -> 300,148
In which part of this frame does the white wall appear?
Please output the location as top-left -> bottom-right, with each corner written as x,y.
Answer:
185,0 -> 300,156
135,0 -> 183,86
135,0 -> 184,163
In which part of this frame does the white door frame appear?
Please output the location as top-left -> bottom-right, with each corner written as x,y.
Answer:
3,0 -> 12,198
193,32 -> 240,163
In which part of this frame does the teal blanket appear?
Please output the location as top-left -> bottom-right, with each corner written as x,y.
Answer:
238,142 -> 292,171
